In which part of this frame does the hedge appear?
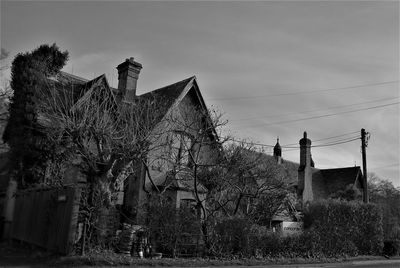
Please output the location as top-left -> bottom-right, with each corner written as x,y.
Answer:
303,199 -> 383,256
210,200 -> 383,258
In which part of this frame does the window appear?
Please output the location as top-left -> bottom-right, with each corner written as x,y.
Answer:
180,198 -> 197,209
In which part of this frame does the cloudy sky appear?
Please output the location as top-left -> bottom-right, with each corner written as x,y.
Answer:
1,1 -> 399,186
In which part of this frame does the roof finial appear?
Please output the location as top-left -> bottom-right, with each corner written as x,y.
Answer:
303,131 -> 307,139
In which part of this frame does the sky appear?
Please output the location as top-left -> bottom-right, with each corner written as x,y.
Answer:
1,1 -> 399,186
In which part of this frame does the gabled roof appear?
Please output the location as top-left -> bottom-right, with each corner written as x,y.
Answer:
140,76 -> 195,104
46,72 -> 112,110
253,153 -> 363,200
52,73 -> 206,134
320,166 -> 363,195
137,76 -> 196,126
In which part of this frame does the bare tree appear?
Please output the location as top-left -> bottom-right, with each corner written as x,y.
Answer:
154,104 -> 289,251
36,75 -> 171,202
0,48 -> 11,151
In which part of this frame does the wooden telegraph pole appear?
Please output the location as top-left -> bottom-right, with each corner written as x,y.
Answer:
361,128 -> 369,203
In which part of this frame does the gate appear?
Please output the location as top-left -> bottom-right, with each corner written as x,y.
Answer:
11,186 -> 81,254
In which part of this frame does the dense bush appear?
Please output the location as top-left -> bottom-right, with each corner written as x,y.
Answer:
209,200 -> 383,258
210,218 -> 253,256
145,196 -> 201,257
303,199 -> 383,256
210,219 -> 315,258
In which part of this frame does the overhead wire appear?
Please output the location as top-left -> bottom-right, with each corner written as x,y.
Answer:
311,137 -> 360,148
208,80 -> 399,101
231,96 -> 399,122
227,133 -> 361,150
281,131 -> 360,147
241,101 -> 399,127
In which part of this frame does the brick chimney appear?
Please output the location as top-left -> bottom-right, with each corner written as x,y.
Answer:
298,131 -> 313,203
117,57 -> 142,102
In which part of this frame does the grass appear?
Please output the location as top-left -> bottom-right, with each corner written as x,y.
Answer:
48,251 -> 387,267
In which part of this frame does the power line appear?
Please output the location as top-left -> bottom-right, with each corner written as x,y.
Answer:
283,137 -> 360,150
282,131 -> 360,146
209,80 -> 399,101
227,135 -> 360,150
312,137 -> 360,148
243,101 -> 400,127
231,96 -> 399,122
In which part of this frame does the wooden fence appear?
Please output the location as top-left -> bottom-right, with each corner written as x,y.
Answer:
11,186 -> 81,255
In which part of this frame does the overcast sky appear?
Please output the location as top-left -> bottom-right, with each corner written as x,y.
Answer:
1,1 -> 399,186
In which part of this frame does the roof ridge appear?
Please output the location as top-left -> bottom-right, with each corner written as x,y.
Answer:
139,76 -> 195,96
320,166 -> 361,171
59,71 -> 89,83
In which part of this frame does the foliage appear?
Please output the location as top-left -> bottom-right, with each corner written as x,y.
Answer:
303,199 -> 383,256
209,217 -> 253,256
209,199 -> 384,259
368,173 -> 400,240
209,218 -> 315,258
330,184 -> 362,201
3,44 -> 69,186
145,195 -> 201,257
198,142 -> 289,220
249,189 -> 289,227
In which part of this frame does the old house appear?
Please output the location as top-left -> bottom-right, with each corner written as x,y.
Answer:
1,55 -> 219,250
115,58 -> 217,220
52,58 -> 218,218
260,132 -> 365,229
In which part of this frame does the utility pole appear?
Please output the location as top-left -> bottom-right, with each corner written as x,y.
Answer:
361,128 -> 369,203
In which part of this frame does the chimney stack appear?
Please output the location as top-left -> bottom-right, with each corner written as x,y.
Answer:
117,57 -> 142,102
298,131 -> 313,203
273,138 -> 282,164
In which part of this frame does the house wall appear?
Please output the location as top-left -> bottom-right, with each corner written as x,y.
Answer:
125,86 -> 217,221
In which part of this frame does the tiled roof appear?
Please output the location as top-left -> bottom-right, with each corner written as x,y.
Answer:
46,72 -> 107,110
258,154 -> 300,186
53,72 -> 195,126
137,76 -> 195,123
320,166 -> 362,196
251,153 -> 363,200
139,76 -> 194,102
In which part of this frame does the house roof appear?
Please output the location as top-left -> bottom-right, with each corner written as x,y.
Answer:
252,153 -> 363,200
257,154 -> 300,187
52,73 -> 200,131
137,76 -> 196,126
139,76 -> 195,103
320,166 -> 363,195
